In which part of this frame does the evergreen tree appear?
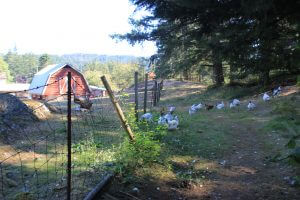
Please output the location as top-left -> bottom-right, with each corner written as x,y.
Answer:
38,54 -> 52,71
0,57 -> 12,82
113,0 -> 300,86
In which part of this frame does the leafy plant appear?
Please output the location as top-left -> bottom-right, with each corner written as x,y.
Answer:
114,106 -> 166,175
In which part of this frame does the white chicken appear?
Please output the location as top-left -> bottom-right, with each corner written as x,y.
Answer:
167,116 -> 179,130
272,86 -> 282,96
189,105 -> 197,115
164,113 -> 174,122
263,93 -> 270,101
216,101 -> 225,109
193,103 -> 203,110
168,106 -> 176,114
232,99 -> 240,106
158,116 -> 167,125
188,103 -> 203,115
189,107 -> 196,115
140,113 -> 153,122
229,102 -> 236,108
247,101 -> 256,110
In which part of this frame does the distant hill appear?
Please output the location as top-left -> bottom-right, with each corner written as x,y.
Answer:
50,54 -> 145,71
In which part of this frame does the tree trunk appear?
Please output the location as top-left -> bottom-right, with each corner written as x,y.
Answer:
228,65 -> 232,85
198,74 -> 202,82
183,69 -> 189,80
259,70 -> 270,86
212,53 -> 224,85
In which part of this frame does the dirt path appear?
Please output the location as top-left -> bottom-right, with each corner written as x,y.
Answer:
181,120 -> 300,200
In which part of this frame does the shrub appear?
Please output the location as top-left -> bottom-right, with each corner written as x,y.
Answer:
114,107 -> 167,175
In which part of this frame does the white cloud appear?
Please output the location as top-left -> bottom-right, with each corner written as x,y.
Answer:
0,0 -> 156,56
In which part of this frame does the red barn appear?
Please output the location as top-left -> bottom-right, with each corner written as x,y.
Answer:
29,64 -> 91,99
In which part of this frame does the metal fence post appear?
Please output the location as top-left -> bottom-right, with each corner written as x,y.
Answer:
157,83 -> 160,103
134,72 -> 139,121
67,72 -> 72,200
153,80 -> 158,106
143,73 -> 148,113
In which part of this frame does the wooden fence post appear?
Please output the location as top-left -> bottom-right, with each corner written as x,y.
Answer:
101,75 -> 135,141
134,72 -> 139,121
143,73 -> 148,114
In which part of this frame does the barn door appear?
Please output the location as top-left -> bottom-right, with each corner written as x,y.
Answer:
59,77 -> 68,95
58,76 -> 77,95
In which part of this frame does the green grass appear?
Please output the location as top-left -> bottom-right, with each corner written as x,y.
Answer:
126,82 -> 300,189
263,94 -> 300,137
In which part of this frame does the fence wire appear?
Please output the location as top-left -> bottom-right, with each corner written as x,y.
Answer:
0,77 -> 124,199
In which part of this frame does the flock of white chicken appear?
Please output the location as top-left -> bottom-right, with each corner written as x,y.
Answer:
140,86 -> 282,131
140,106 -> 179,131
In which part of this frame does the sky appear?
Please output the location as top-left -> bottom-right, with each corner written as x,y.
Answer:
0,0 -> 156,57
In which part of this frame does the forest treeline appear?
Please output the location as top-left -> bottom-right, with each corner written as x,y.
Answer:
113,0 -> 300,86
0,51 -> 145,90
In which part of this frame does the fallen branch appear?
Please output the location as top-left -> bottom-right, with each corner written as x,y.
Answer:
83,173 -> 114,200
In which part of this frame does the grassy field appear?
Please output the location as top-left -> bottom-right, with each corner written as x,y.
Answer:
106,81 -> 300,200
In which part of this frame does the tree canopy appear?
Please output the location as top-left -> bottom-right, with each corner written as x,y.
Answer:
83,61 -> 143,91
0,57 -> 12,82
113,0 -> 300,85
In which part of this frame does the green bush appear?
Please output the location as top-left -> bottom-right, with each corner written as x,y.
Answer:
297,75 -> 300,86
114,107 -> 167,175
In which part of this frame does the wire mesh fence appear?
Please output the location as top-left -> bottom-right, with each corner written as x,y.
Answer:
0,74 -> 124,199
129,72 -> 164,119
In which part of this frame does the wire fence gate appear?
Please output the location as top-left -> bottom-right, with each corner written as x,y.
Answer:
0,72 -> 124,199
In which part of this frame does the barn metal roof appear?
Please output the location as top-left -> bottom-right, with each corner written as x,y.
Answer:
29,64 -> 71,95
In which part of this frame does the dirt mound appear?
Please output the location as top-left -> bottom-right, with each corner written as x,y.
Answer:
0,94 -> 51,135
0,94 -> 37,133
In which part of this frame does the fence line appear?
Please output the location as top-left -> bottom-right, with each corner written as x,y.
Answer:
0,74 -> 124,199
